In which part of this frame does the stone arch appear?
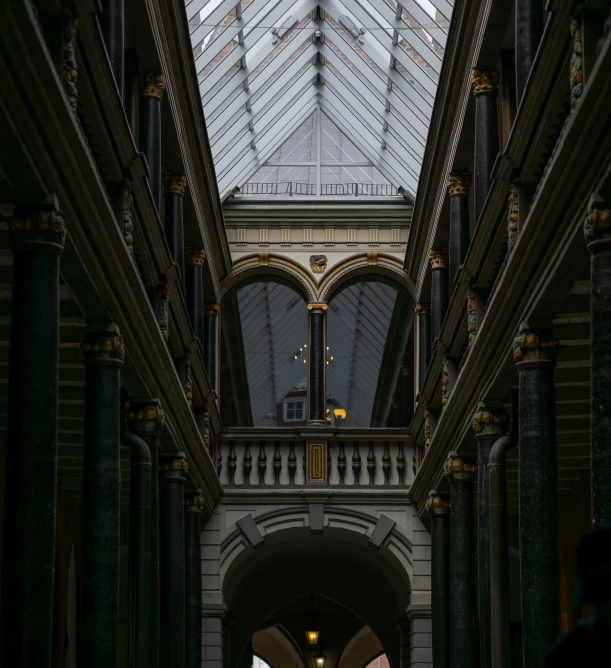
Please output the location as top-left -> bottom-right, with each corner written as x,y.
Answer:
220,254 -> 317,303
215,506 -> 414,668
318,253 -> 416,304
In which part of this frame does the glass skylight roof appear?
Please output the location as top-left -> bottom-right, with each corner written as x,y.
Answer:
185,0 -> 453,200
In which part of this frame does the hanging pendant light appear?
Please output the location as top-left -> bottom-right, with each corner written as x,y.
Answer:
305,593 -> 320,645
314,649 -> 327,668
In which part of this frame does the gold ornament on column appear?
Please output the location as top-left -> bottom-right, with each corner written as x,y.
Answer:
467,290 -> 477,351
162,174 -> 187,197
139,71 -> 166,100
185,248 -> 205,266
126,399 -> 165,435
443,451 -> 477,482
425,490 -> 450,516
447,172 -> 471,197
429,248 -> 449,270
472,404 -> 509,437
63,20 -> 79,111
512,324 -> 559,364
507,184 -> 519,253
471,68 -> 500,96
184,490 -> 205,513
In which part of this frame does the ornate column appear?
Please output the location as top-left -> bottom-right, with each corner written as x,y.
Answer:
139,71 -> 165,211
471,69 -> 500,222
80,325 -> 125,668
584,197 -> 611,524
307,303 -> 327,423
100,0 -> 124,97
185,491 -> 204,668
513,325 -> 559,668
185,249 -> 205,345
447,173 -> 471,287
515,0 -> 543,102
163,174 -> 187,290
159,453 -> 188,668
415,303 -> 431,393
127,399 -> 165,668
472,404 -> 509,668
443,453 -> 478,668
204,304 -> 220,393
429,249 -> 449,343
1,197 -> 65,667
426,491 -> 451,668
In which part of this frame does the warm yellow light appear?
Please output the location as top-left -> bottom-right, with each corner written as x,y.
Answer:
326,361 -> 329,365
300,347 -> 303,352
304,344 -> 307,348
326,346 -> 330,351
330,356 -> 334,361
294,355 -> 298,359
305,629 -> 320,645
333,408 -> 347,420
303,359 -> 307,364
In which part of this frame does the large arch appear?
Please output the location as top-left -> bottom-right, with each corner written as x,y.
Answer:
216,507 -> 414,668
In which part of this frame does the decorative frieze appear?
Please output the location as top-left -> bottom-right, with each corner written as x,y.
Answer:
368,228 -> 379,246
280,228 -> 291,245
424,408 -> 433,449
347,228 -> 358,245
324,228 -> 335,246
236,228 -> 247,245
507,184 -> 519,253
258,227 -> 269,246
64,20 -> 79,111
303,228 -> 313,245
570,18 -> 583,110
467,290 -> 477,351
154,284 -> 170,343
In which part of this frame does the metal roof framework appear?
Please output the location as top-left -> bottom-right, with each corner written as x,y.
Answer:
185,0 -> 452,199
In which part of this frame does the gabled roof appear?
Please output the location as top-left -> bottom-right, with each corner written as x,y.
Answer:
185,0 -> 452,200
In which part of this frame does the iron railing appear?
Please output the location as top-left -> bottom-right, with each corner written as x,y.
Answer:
239,182 -> 401,197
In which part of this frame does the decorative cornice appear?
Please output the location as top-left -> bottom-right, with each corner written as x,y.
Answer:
81,326 -> 125,367
583,193 -> 611,246
414,302 -> 431,316
307,303 -> 328,312
185,248 -> 206,265
429,247 -> 448,270
471,68 -> 500,96
447,172 -> 471,197
10,195 -> 67,252
513,324 -> 559,366
163,174 -> 187,196
425,490 -> 450,516
185,490 -> 205,513
443,451 -> 477,482
139,70 -> 166,100
127,398 -> 165,435
159,452 -> 188,480
472,404 -> 509,438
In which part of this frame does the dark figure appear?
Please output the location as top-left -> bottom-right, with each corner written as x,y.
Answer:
546,525 -> 611,668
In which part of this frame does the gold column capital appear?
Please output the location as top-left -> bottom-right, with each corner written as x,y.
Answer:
513,323 -> 559,365
185,248 -> 206,265
139,70 -> 166,100
471,68 -> 500,96
10,194 -> 67,251
584,193 -> 611,245
81,325 -> 125,367
447,172 -> 471,197
307,303 -> 328,312
414,302 -> 430,316
159,452 -> 188,480
425,490 -> 450,516
185,490 -> 205,513
429,248 -> 448,270
162,174 -> 187,196
472,403 -> 509,438
204,303 -> 221,315
443,451 -> 477,482
127,398 -> 165,435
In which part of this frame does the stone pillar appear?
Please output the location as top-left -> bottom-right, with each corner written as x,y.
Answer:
185,249 -> 205,345
159,453 -> 188,668
1,197 -> 65,668
307,303 -> 328,424
415,303 -> 431,394
185,491 -> 204,668
139,71 -> 165,211
425,491 -> 451,668
80,325 -> 125,668
127,399 -> 166,668
584,197 -> 611,524
100,0 -> 124,97
472,405 -> 510,668
429,249 -> 449,344
443,453 -> 478,668
163,174 -> 187,290
471,69 -> 500,222
513,325 -> 559,668
447,173 -> 471,287
515,0 -> 543,102
203,615 -> 224,668
204,304 -> 220,393
407,605 -> 433,668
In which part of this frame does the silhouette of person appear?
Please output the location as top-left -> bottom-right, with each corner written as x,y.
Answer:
546,525 -> 611,667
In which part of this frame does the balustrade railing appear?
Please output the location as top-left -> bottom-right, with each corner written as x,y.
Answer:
216,440 -> 412,487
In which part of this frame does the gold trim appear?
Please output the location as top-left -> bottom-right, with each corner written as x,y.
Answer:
307,303 -> 328,312
139,70 -> 166,100
185,248 -> 205,266
429,248 -> 448,270
447,172 -> 471,197
471,68 -> 500,96
162,174 -> 187,196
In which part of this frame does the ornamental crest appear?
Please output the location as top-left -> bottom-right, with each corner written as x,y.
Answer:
310,255 -> 327,273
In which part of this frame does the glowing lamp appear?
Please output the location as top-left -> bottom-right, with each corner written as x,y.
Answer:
314,651 -> 327,668
305,629 -> 320,645
333,408 -> 347,420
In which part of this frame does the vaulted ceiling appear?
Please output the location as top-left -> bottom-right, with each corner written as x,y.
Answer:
185,0 -> 453,199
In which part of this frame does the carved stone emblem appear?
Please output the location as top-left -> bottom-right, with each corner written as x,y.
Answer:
310,255 -> 327,273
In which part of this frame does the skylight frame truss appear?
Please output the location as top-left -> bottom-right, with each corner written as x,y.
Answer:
186,0 -> 452,199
